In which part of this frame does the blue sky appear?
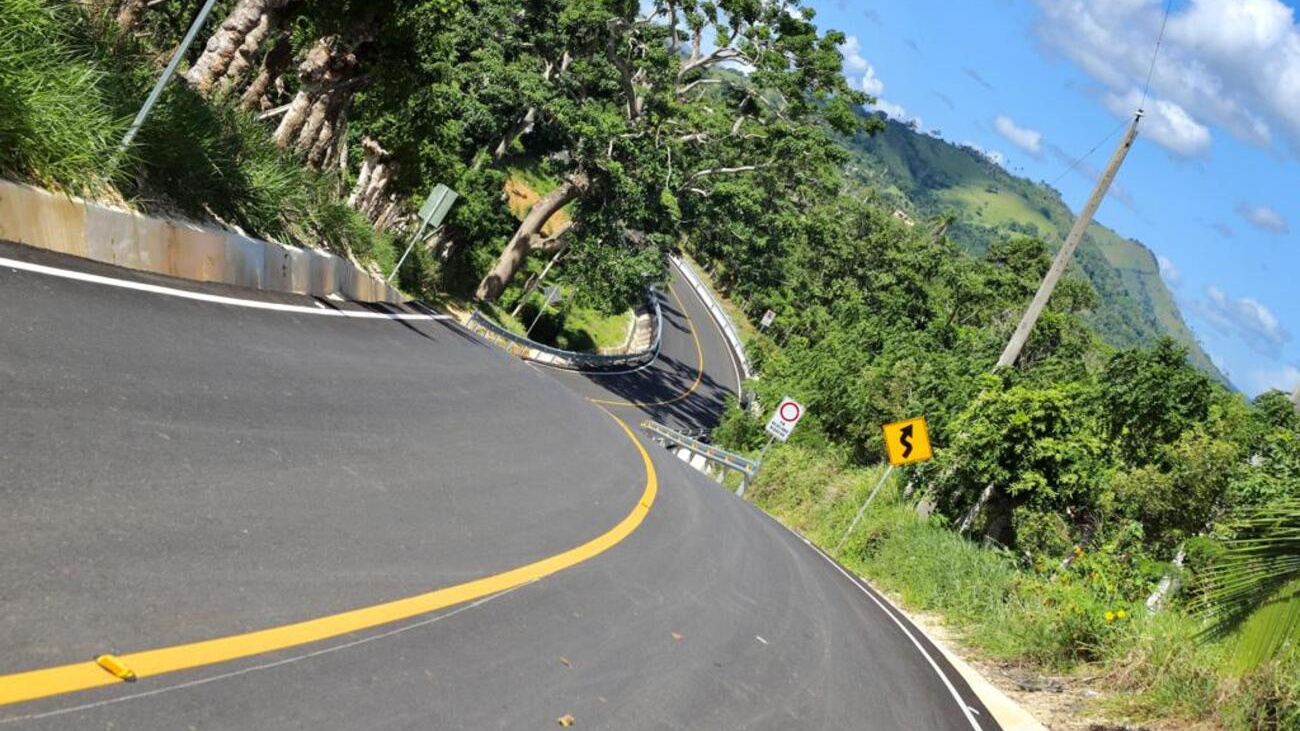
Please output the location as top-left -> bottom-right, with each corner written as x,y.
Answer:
805,0 -> 1299,396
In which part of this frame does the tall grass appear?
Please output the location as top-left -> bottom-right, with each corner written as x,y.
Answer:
746,444 -> 1300,729
0,0 -> 127,191
0,0 -> 397,269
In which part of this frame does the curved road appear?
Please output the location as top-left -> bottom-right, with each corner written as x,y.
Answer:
0,242 -> 996,729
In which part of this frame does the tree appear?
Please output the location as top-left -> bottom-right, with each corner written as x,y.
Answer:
935,380 -> 1111,548
185,0 -> 297,95
471,0 -> 872,306
1098,338 -> 1213,467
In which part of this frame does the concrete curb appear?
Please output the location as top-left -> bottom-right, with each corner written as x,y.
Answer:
0,179 -> 403,303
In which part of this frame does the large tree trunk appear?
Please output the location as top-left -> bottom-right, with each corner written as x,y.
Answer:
240,32 -> 293,110
184,0 -> 293,95
273,33 -> 365,159
348,137 -> 398,222
475,173 -> 588,302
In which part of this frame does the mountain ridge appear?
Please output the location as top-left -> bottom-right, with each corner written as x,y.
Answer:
843,115 -> 1225,383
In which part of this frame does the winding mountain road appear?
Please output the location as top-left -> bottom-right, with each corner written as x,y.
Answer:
0,241 -> 996,729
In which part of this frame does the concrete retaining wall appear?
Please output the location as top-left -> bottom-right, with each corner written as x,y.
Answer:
0,179 -> 403,304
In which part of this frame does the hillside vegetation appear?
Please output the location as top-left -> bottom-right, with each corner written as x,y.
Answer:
846,117 -> 1223,382
4,1 -> 1298,727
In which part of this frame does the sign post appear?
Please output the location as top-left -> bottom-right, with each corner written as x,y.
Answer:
525,285 -> 564,337
739,397 -> 805,498
834,416 -> 934,552
387,184 -> 458,284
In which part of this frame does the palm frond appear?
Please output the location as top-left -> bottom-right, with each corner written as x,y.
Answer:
1197,499 -> 1300,670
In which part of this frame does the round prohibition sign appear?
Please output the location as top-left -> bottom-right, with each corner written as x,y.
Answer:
779,401 -> 801,422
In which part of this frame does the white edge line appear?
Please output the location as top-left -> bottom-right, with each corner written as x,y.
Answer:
0,257 -> 451,321
797,534 -> 986,730
669,257 -> 743,397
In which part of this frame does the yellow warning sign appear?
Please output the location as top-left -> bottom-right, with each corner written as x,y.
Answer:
882,416 -> 933,467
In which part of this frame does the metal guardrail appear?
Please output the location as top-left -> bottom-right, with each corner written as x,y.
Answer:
467,289 -> 662,370
670,254 -> 754,381
640,420 -> 758,482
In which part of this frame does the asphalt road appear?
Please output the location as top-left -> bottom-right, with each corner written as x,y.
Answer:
0,241 -> 996,730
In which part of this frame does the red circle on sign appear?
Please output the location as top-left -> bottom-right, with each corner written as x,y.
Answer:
779,401 -> 801,422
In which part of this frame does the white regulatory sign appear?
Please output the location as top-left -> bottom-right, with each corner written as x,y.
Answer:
765,397 -> 805,442
760,309 -> 776,329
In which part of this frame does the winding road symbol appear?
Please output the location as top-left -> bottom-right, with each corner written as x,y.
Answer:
881,416 -> 933,467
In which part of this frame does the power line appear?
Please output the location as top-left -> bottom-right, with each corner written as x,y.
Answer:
1049,119 -> 1128,187
1140,0 -> 1176,111
1048,0 -> 1171,188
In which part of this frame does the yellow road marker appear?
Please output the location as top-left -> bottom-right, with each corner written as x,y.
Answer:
0,413 -> 657,709
93,655 -> 135,682
590,284 -> 706,408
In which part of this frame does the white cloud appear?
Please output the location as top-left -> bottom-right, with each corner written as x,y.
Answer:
1246,365 -> 1300,397
1190,285 -> 1292,357
841,36 -> 869,73
1236,203 -> 1290,233
1104,88 -> 1212,157
859,65 -> 885,97
840,36 -> 885,97
993,114 -> 1044,156
1033,0 -> 1300,156
872,98 -> 914,123
1157,255 -> 1183,289
838,36 -> 920,128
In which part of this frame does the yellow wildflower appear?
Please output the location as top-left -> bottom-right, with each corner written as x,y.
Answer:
1104,610 -> 1116,622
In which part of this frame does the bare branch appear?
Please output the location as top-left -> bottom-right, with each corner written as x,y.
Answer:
676,78 -> 722,97
685,163 -> 771,182
678,46 -> 746,81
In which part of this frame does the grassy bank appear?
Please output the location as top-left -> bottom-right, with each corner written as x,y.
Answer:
480,294 -> 632,353
745,444 -> 1300,729
0,0 -> 397,273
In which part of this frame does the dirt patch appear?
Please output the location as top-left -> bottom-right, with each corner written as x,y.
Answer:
503,178 -> 570,236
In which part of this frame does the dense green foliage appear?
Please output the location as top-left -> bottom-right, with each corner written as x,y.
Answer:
845,116 -> 1224,382
7,1 -> 1300,724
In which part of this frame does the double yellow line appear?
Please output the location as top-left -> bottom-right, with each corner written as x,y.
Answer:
589,284 -> 706,408
0,413 -> 657,709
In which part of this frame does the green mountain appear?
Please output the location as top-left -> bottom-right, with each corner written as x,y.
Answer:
841,116 -> 1225,383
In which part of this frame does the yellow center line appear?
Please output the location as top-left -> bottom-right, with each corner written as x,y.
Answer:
0,412 -> 658,709
589,283 -> 706,408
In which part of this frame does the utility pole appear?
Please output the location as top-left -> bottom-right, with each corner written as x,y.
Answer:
1292,382 -> 1300,411
996,111 -> 1143,369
